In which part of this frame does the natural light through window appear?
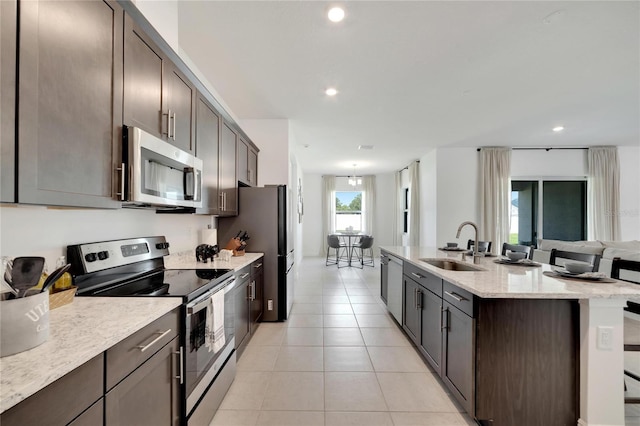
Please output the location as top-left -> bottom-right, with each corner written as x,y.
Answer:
335,191 -> 362,233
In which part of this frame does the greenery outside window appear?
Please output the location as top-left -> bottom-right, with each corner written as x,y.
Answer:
336,191 -> 362,232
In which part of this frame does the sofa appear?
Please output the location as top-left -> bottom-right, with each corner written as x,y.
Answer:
532,239 -> 640,276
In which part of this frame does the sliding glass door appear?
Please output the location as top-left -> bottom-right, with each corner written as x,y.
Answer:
510,180 -> 587,247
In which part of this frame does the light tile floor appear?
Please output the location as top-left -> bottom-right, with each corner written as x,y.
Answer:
210,257 -> 475,426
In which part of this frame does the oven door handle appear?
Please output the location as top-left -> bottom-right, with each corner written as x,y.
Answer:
187,278 -> 237,315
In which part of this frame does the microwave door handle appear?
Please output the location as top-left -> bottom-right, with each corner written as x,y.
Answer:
183,167 -> 194,200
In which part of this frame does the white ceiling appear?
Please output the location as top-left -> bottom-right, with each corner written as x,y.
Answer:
177,1 -> 639,175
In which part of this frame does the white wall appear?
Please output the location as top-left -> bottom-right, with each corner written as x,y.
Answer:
132,0 -> 179,52
240,119 -> 290,186
0,205 -> 210,272
511,149 -> 587,178
375,173 -> 396,248
302,174 -> 322,256
420,149 -> 438,247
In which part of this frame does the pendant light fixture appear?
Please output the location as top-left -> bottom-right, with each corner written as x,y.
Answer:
348,164 -> 362,187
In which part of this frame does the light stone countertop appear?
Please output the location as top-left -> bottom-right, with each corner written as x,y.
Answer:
163,251 -> 264,271
0,297 -> 181,413
381,246 -> 640,300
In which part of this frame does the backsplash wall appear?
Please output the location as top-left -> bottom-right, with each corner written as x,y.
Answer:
0,205 -> 212,269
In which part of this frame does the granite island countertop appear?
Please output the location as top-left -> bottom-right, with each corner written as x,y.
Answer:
0,297 -> 182,414
381,246 -> 640,300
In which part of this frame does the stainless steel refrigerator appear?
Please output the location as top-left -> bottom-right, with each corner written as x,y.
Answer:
217,185 -> 295,321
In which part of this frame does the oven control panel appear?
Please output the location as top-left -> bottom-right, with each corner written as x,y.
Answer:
67,236 -> 170,274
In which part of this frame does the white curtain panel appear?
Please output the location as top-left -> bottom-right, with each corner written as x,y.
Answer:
363,175 -> 376,236
393,171 -> 402,245
321,175 -> 336,256
587,146 -> 621,241
408,161 -> 420,246
479,147 -> 511,255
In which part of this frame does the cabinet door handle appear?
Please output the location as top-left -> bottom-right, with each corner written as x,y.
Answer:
116,162 -> 126,201
444,291 -> 466,302
172,112 -> 177,141
240,273 -> 250,279
175,346 -> 184,384
416,290 -> 422,309
247,282 -> 252,299
441,307 -> 449,330
163,109 -> 171,137
411,272 -> 423,280
218,193 -> 224,210
251,280 -> 256,300
137,329 -> 172,352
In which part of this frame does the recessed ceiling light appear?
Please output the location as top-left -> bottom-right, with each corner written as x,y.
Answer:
328,7 -> 345,23
325,88 -> 338,96
552,126 -> 565,132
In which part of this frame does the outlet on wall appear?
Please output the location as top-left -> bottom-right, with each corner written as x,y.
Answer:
596,326 -> 613,350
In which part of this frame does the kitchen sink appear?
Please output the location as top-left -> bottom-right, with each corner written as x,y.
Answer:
419,258 -> 484,272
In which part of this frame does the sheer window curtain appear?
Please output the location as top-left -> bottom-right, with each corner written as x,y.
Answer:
408,161 -> 420,246
479,147 -> 511,255
587,146 -> 621,241
362,176 -> 375,236
393,171 -> 402,245
321,176 -> 336,256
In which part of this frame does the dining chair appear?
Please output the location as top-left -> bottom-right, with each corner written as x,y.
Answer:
350,235 -> 375,268
501,243 -> 533,259
467,240 -> 492,254
611,257 -> 640,404
549,249 -> 601,272
326,234 -> 349,268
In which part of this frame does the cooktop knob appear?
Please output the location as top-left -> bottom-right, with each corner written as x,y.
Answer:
85,253 -> 97,262
97,251 -> 109,260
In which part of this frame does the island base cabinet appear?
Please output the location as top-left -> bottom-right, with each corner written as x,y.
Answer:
441,301 -> 475,414
474,299 -> 578,425
106,336 -> 180,426
69,399 -> 104,426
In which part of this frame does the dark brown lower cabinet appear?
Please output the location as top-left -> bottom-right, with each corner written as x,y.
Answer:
474,299 -> 578,425
441,301 -> 474,414
106,336 -> 181,426
69,399 -> 104,426
0,354 -> 104,426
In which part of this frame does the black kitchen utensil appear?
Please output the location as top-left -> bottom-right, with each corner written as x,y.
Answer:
40,263 -> 72,293
234,230 -> 243,239
11,257 -> 45,297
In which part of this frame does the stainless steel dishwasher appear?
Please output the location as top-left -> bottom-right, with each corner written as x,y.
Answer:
386,254 -> 403,324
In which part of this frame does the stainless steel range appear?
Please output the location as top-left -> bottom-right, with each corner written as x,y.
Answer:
67,236 -> 237,425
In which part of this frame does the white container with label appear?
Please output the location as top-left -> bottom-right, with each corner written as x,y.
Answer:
0,292 -> 50,357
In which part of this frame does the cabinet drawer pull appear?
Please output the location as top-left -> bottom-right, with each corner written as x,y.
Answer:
411,272 -> 423,280
444,291 -> 466,302
137,329 -> 172,352
240,272 -> 250,279
253,263 -> 263,269
176,346 -> 184,384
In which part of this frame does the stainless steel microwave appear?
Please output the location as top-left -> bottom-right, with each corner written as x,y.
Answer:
120,126 -> 203,209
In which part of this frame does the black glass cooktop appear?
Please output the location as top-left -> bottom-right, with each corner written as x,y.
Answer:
79,268 -> 233,301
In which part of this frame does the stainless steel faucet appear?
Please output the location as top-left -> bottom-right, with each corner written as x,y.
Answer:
456,221 -> 481,264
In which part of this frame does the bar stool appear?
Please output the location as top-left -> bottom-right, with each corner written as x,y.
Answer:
326,234 -> 349,268
467,240 -> 492,254
501,243 -> 533,259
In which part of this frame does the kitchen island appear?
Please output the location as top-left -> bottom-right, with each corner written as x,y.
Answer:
381,246 -> 640,426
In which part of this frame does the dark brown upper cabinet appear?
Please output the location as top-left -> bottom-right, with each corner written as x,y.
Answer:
123,14 -> 195,153
0,0 -> 17,203
195,94 -> 221,215
237,136 -> 258,187
219,123 -> 238,216
17,0 -> 123,208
